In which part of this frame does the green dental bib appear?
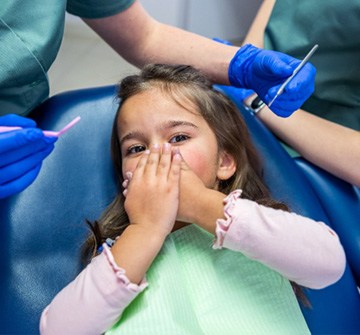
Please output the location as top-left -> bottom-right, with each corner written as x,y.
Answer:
107,225 -> 309,335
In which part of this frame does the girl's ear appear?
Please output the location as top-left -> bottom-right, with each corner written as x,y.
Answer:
216,151 -> 236,181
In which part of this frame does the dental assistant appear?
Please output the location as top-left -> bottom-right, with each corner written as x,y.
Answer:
0,0 -> 316,199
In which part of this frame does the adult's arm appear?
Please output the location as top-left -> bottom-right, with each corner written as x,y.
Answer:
83,1 -> 237,85
242,0 -> 275,47
240,3 -> 360,187
256,104 -> 360,187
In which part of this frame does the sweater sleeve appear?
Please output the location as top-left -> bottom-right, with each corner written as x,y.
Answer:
213,190 -> 346,289
40,244 -> 147,335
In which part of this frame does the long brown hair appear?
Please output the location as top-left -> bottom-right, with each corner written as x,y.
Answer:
83,64 -> 287,256
82,64 -> 308,304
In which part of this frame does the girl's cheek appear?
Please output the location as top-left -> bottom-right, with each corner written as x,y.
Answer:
181,147 -> 219,187
181,150 -> 208,175
122,159 -> 138,179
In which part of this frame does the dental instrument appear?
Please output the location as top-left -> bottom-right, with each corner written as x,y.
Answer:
267,44 -> 319,108
0,116 -> 81,137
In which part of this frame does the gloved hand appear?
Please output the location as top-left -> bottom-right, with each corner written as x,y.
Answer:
0,114 -> 57,199
213,38 -> 255,101
229,44 -> 316,117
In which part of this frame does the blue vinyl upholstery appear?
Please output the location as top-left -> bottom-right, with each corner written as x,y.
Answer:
294,158 -> 360,286
0,86 -> 118,334
0,85 -> 359,334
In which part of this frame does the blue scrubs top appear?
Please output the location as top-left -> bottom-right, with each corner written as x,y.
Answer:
0,0 -> 134,116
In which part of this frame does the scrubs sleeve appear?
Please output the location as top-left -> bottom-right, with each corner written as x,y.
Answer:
67,0 -> 135,19
213,190 -> 346,289
40,244 -> 147,335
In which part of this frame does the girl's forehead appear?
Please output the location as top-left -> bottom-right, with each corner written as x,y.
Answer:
116,92 -> 211,137
119,90 -> 200,120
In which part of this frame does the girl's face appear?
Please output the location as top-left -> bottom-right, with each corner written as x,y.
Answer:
117,89 -> 224,188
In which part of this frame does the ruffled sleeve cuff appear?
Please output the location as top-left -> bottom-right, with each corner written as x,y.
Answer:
102,243 -> 148,292
39,243 -> 149,335
213,189 -> 242,249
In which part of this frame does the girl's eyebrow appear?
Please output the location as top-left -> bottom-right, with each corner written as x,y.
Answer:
120,131 -> 145,146
120,120 -> 198,145
160,120 -> 199,131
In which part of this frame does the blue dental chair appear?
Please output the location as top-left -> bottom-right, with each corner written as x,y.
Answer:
294,157 -> 360,286
0,85 -> 359,334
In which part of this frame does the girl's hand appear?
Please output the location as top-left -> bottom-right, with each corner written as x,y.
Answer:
176,155 -> 210,223
124,152 -> 214,223
177,154 -> 227,234
124,143 -> 181,237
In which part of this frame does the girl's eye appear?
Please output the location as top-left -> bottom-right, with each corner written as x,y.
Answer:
169,134 -> 189,144
127,145 -> 146,155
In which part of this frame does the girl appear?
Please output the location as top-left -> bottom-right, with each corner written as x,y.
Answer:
40,64 -> 345,335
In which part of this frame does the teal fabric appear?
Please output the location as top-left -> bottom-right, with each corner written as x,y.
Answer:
264,0 -> 360,130
67,0 -> 134,19
0,0 -> 134,116
107,225 -> 309,335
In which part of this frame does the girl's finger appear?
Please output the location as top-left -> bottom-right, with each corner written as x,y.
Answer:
144,144 -> 160,177
157,143 -> 171,177
125,171 -> 133,181
133,149 -> 150,177
169,150 -> 182,183
122,179 -> 129,189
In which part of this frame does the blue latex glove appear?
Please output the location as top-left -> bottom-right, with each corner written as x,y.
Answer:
213,38 -> 255,100
0,114 -> 57,199
229,44 -> 316,117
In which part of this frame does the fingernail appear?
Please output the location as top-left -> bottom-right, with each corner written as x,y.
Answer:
173,152 -> 181,161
